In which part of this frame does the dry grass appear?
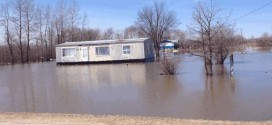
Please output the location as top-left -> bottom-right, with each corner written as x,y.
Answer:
161,57 -> 179,75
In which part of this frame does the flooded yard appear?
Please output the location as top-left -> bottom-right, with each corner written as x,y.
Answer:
0,50 -> 272,121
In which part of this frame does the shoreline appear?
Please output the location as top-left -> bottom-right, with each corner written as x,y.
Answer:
0,113 -> 271,125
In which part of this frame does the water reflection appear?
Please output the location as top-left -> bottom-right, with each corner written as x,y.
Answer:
0,51 -> 272,121
201,65 -> 238,120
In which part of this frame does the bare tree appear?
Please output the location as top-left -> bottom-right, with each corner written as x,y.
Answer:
189,1 -> 230,75
49,20 -> 55,59
124,25 -> 145,39
82,28 -> 101,41
213,26 -> 244,64
12,0 -> 25,63
0,0 -> 15,64
35,6 -> 44,61
136,1 -> 178,61
44,4 -> 52,60
55,0 -> 68,44
80,11 -> 88,41
102,27 -> 114,40
165,29 -> 185,40
68,0 -> 80,42
42,4 -> 56,59
22,0 -> 36,63
114,30 -> 124,39
0,0 -> 93,64
214,27 -> 234,64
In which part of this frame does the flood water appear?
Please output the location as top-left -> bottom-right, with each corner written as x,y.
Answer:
0,50 -> 272,121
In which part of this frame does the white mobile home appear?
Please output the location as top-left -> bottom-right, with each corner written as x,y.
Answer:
55,38 -> 155,64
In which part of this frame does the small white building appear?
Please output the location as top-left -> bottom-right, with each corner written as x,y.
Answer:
160,40 -> 179,50
55,38 -> 155,64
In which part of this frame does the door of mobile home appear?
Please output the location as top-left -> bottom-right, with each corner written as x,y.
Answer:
82,47 -> 88,61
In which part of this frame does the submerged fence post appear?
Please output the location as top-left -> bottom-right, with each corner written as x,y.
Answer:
230,54 -> 234,76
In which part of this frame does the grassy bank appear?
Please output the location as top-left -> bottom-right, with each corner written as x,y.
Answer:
0,113 -> 271,125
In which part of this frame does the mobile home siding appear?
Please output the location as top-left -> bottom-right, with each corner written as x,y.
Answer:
87,43 -> 145,62
56,47 -> 62,62
55,38 -> 154,64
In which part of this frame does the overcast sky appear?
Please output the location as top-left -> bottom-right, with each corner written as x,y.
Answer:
2,0 -> 272,39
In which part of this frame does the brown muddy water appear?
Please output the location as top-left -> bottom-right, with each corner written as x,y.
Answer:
0,50 -> 272,121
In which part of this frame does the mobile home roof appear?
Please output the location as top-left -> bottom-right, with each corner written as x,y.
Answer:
55,38 -> 149,47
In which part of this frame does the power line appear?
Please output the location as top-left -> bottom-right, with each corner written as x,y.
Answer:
233,0 -> 272,21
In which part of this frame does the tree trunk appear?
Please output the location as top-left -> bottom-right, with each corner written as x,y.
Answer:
26,23 -> 30,63
154,44 -> 160,61
230,54 -> 234,75
61,30 -> 65,43
6,26 -> 15,64
204,58 -> 213,76
7,39 -> 14,64
216,52 -> 228,65
19,17 -> 24,64
19,44 -> 24,63
155,48 -> 160,61
50,28 -> 54,59
216,55 -> 224,64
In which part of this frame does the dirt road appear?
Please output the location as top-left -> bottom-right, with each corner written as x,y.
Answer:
0,113 -> 270,125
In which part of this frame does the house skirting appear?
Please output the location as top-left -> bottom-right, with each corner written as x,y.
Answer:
56,58 -> 154,65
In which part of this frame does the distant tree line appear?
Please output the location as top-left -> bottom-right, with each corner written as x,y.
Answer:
249,33 -> 272,48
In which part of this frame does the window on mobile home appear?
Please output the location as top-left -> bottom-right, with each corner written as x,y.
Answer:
123,45 -> 131,54
96,46 -> 109,55
62,48 -> 76,57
